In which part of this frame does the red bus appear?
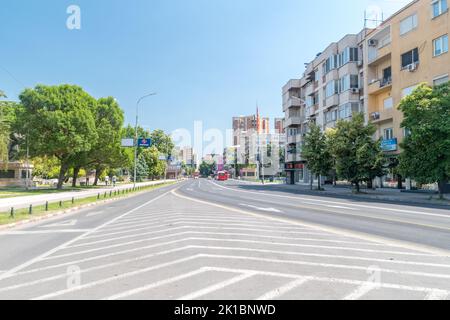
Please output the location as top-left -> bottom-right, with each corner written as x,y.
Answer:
217,171 -> 228,181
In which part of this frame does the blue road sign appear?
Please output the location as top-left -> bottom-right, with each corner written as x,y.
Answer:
138,138 -> 152,148
381,138 -> 398,152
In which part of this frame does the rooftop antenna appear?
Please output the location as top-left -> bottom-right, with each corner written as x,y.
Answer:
364,7 -> 385,37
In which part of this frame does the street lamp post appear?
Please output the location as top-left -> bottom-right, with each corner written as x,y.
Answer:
134,92 -> 157,188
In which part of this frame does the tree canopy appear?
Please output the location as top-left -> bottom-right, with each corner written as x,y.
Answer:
17,84 -> 98,189
398,82 -> 450,198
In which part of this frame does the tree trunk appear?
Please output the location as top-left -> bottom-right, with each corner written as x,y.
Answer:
438,180 -> 447,200
94,166 -> 102,186
355,181 -> 360,193
317,175 -> 321,191
397,174 -> 403,190
367,179 -> 373,190
57,161 -> 69,190
72,166 -> 81,188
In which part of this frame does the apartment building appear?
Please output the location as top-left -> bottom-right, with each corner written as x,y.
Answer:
274,118 -> 285,134
283,32 -> 366,185
363,0 -> 449,170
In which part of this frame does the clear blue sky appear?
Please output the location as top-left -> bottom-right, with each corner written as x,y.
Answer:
1,0 -> 410,140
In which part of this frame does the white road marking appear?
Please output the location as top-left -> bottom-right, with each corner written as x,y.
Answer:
85,225 -> 325,241
343,284 -> 379,300
203,267 -> 450,297
240,204 -> 282,213
178,272 -> 256,300
210,180 -> 450,219
106,268 -> 209,300
0,247 -> 190,294
187,245 -> 450,268
425,289 -> 449,300
86,211 -> 106,217
173,189 -> 450,257
0,189 -> 174,281
41,220 -> 78,228
325,205 -> 357,211
197,254 -> 450,279
257,278 -> 309,300
32,255 -> 203,300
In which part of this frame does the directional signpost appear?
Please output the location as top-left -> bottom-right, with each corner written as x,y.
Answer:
137,138 -> 152,148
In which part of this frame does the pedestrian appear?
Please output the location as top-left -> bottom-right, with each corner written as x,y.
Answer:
112,175 -> 117,187
105,175 -> 109,186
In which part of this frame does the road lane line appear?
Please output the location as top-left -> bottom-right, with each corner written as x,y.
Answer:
32,255 -> 203,300
46,233 -> 431,261
0,188 -> 175,281
343,284 -> 379,300
67,230 -> 384,249
210,180 -> 450,219
10,239 -> 190,278
0,247 -> 191,294
178,272 -> 256,300
425,289 -> 449,300
203,267 -> 450,296
256,278 -> 309,300
198,254 -> 450,279
187,245 -> 450,268
69,225 -> 327,242
173,188 -> 450,256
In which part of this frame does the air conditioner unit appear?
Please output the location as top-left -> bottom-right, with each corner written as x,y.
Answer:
357,60 -> 363,67
371,112 -> 380,120
351,88 -> 360,94
408,63 -> 418,72
368,39 -> 378,47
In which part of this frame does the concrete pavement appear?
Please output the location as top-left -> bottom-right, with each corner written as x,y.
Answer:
0,179 -> 449,300
0,180 -> 176,212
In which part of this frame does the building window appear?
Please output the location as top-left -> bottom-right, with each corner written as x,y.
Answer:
384,97 -> 394,110
339,75 -> 359,92
402,84 -> 419,98
0,170 -> 15,179
325,109 -> 338,123
384,128 -> 394,140
325,80 -> 339,98
401,48 -> 419,69
433,34 -> 448,56
338,102 -> 360,120
432,0 -> 448,18
400,13 -> 418,35
433,74 -> 449,86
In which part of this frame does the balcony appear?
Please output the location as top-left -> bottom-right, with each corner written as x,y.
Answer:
368,77 -> 392,95
368,44 -> 391,66
285,116 -> 303,127
287,134 -> 303,145
324,95 -> 339,108
286,153 -> 302,163
283,79 -> 301,92
369,108 -> 394,124
284,96 -> 303,109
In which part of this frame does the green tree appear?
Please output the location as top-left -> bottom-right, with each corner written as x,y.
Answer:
17,84 -> 98,189
88,97 -> 127,185
199,161 -> 215,177
330,113 -> 385,193
398,82 -> 450,199
134,153 -> 149,182
32,156 -> 60,179
141,146 -> 166,180
302,124 -> 333,190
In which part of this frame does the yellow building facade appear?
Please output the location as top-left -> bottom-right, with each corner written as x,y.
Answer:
364,0 -> 449,157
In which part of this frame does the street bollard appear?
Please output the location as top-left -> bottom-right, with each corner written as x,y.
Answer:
97,193 -> 100,200
45,201 -> 49,211
104,192 -> 107,198
10,207 -> 14,218
59,201 -> 63,208
110,191 -> 112,197
72,197 -> 75,204
29,204 -> 33,215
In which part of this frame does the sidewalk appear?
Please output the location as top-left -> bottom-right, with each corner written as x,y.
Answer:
0,180 -> 176,212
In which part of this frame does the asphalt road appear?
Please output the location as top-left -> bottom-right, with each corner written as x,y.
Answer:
0,179 -> 449,300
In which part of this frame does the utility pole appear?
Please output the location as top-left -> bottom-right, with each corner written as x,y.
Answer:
134,92 -> 157,188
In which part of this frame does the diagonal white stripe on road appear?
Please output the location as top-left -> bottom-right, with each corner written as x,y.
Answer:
256,278 -> 309,300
